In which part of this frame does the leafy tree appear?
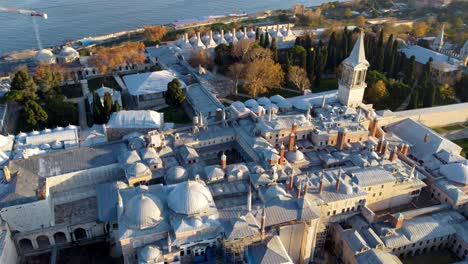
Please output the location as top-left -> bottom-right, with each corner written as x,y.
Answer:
438,84 -> 456,103
34,64 -> 63,95
288,45 -> 307,69
43,96 -> 78,127
413,21 -> 430,38
144,25 -> 167,43
166,79 -> 186,106
214,44 -> 232,65
243,58 -> 284,97
11,69 -> 37,100
365,80 -> 389,103
344,8 -> 353,18
227,63 -> 244,95
355,15 -> 366,27
4,90 -> 24,102
188,49 -> 213,70
231,39 -> 255,62
88,42 -> 145,74
288,66 -> 310,91
23,100 -> 48,127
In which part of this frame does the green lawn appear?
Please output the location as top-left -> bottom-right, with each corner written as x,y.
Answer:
225,95 -> 250,102
400,249 -> 460,264
432,124 -> 466,134
159,106 -> 190,124
453,138 -> 468,158
61,83 -> 83,99
88,76 -> 121,91
313,78 -> 338,93
261,88 -> 301,98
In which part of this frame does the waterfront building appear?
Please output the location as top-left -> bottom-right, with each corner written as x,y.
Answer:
35,49 -> 56,65
57,46 -> 80,64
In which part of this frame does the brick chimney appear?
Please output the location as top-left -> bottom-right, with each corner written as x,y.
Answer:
220,152 -> 227,170
337,128 -> 348,151
377,139 -> 384,153
216,108 -> 223,121
369,117 -> 379,137
335,170 -> 342,192
292,121 -> 298,134
288,132 -> 296,152
288,174 -> 294,191
303,180 -> 309,195
318,177 -> 324,194
247,185 -> 252,212
381,141 -> 389,156
390,213 -> 404,229
424,133 -> 429,143
279,144 -> 285,165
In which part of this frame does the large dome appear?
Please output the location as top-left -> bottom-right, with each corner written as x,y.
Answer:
165,166 -> 188,184
285,147 -> 305,163
60,46 -> 79,57
440,162 -> 468,185
168,181 -> 214,215
123,194 -> 163,230
138,245 -> 163,263
35,49 -> 55,64
126,162 -> 152,179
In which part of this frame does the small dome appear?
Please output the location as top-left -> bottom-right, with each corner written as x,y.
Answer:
224,32 -> 233,40
244,99 -> 259,109
59,46 -> 79,57
441,163 -> 468,185
236,31 -> 244,39
285,147 -> 305,163
139,245 -> 163,263
264,184 -> 291,202
231,101 -> 246,112
251,104 -> 265,114
51,140 -> 63,149
213,32 -> 221,41
29,130 -> 40,136
39,143 -> 51,150
269,95 -> 286,104
53,127 -> 64,132
168,181 -> 213,215
17,132 -> 27,138
123,194 -> 163,230
126,162 -> 151,179
257,97 -> 271,106
263,103 -> 278,111
165,166 -> 188,184
66,124 -> 78,130
42,128 -> 52,133
35,49 -> 55,64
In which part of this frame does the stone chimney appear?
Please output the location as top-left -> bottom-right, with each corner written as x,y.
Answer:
288,132 -> 296,152
424,133 -> 429,143
216,108 -> 223,121
247,185 -> 252,212
3,166 -> 10,182
296,180 -> 302,198
303,180 -> 309,195
261,206 -> 266,239
279,143 -> 285,165
167,232 -> 172,253
377,139 -> 384,153
319,176 -> 324,194
221,152 -> 227,170
389,146 -> 398,162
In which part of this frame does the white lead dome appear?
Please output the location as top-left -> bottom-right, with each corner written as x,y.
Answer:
35,49 -> 56,64
123,193 -> 163,230
168,181 -> 214,215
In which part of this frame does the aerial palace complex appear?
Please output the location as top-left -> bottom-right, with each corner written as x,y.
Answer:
0,30 -> 468,264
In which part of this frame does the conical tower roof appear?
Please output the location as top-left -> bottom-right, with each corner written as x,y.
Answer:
343,31 -> 369,68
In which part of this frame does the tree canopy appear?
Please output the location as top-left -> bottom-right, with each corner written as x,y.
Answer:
144,25 -> 167,43
10,69 -> 37,100
166,79 -> 186,106
23,100 -> 48,127
243,57 -> 284,98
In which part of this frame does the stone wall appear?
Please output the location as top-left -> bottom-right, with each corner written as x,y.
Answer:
380,102 -> 468,128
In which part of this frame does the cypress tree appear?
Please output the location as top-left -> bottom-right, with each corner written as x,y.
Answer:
340,31 -> 348,61
264,32 -> 270,48
255,28 -> 260,40
376,30 -> 384,72
270,38 -> 278,62
384,34 -> 394,73
259,34 -> 264,47
103,92 -> 113,120
307,49 -> 316,84
327,32 -> 337,71
409,90 -> 419,109
112,100 -> 121,112
404,56 -> 416,86
347,31 -> 353,55
92,91 -> 104,124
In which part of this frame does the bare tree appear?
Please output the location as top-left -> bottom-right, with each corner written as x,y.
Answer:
227,63 -> 245,95
244,47 -> 272,63
288,66 -> 310,91
232,39 -> 255,62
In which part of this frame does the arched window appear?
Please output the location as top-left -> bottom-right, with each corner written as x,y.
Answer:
36,235 -> 51,249
19,239 -> 34,252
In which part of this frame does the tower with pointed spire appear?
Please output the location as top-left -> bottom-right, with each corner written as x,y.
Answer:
431,24 -> 444,52
337,30 -> 369,107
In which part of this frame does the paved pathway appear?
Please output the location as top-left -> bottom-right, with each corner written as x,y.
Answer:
440,126 -> 468,141
65,81 -> 88,129
396,79 -> 418,111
